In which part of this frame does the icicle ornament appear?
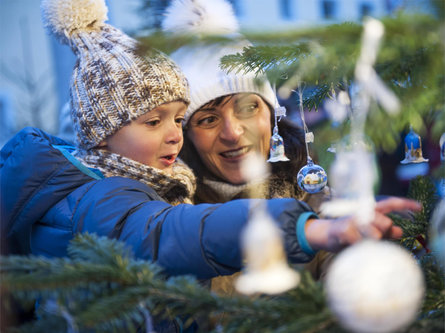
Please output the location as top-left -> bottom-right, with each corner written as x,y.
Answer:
235,153 -> 300,295
400,126 -> 429,164
294,85 -> 327,193
321,18 -> 399,226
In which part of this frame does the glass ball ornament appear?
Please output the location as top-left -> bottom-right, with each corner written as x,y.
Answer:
326,240 -> 425,333
296,157 -> 327,193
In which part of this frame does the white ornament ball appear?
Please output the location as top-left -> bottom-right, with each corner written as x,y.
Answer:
325,240 -> 425,333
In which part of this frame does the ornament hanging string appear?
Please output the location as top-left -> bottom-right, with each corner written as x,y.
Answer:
272,84 -> 286,125
294,84 -> 312,162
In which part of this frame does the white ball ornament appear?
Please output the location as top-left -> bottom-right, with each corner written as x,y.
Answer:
326,240 -> 425,333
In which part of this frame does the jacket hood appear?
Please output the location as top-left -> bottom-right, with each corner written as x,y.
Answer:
0,127 -> 94,255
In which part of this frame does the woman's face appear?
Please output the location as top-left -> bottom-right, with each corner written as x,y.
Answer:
187,93 -> 271,184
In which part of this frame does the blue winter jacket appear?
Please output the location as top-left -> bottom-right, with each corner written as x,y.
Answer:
0,127 -> 317,279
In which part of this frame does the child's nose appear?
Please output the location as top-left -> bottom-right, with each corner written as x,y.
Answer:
166,122 -> 182,144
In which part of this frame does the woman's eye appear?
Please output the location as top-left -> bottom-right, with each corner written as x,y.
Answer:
238,103 -> 258,116
197,116 -> 218,126
176,117 -> 185,125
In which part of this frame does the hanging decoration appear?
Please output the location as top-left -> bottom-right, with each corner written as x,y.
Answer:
322,17 -> 425,333
267,88 -> 290,162
325,240 -> 425,333
295,85 -> 328,194
236,153 -> 300,295
400,126 -> 429,164
321,18 -> 399,225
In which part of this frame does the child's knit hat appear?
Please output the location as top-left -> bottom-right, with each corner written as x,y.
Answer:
41,0 -> 189,149
162,0 -> 277,126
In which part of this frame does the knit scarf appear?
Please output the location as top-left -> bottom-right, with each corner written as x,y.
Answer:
75,149 -> 196,205
202,172 -> 305,202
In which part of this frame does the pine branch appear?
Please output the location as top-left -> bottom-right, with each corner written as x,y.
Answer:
137,13 -> 444,152
1,234 -> 336,332
2,192 -> 444,333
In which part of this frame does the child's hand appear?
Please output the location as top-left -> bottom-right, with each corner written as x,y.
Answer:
305,197 -> 422,253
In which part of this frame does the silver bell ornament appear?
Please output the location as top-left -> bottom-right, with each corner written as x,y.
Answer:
267,126 -> 290,162
236,153 -> 300,295
297,157 -> 328,194
267,106 -> 290,163
400,127 -> 429,164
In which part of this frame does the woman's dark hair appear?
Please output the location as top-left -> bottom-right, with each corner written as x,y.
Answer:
180,94 -> 307,182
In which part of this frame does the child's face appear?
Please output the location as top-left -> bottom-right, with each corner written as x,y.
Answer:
104,101 -> 187,174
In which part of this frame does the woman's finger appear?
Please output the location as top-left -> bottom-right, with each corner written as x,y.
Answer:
375,197 -> 422,215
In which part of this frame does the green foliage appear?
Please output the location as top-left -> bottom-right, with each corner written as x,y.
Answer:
0,234 -> 335,333
391,176 -> 439,249
137,11 -> 445,153
220,14 -> 444,152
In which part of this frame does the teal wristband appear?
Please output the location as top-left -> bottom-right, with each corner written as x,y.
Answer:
296,211 -> 318,256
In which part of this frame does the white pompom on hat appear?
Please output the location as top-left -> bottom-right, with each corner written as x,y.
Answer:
162,0 -> 277,125
41,0 -> 189,149
41,0 -> 108,44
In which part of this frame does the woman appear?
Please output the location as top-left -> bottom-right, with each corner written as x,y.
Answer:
164,0 -> 333,286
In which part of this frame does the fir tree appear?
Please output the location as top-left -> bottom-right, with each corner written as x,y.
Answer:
0,177 -> 443,332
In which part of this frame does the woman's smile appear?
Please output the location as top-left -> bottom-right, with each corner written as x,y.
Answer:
219,146 -> 251,159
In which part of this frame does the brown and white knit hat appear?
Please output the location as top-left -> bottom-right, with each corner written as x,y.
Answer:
41,0 -> 190,149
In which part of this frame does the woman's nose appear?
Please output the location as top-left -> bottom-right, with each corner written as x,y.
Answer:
219,117 -> 243,142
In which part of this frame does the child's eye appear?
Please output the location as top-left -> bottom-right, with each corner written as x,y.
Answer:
145,119 -> 160,127
176,117 -> 185,125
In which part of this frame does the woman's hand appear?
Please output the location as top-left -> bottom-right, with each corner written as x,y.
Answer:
305,197 -> 422,253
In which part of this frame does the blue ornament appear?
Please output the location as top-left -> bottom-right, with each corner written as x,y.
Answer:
297,157 -> 327,194
401,128 -> 429,164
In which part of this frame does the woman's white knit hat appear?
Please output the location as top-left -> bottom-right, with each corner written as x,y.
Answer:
41,0 -> 189,149
162,0 -> 277,125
